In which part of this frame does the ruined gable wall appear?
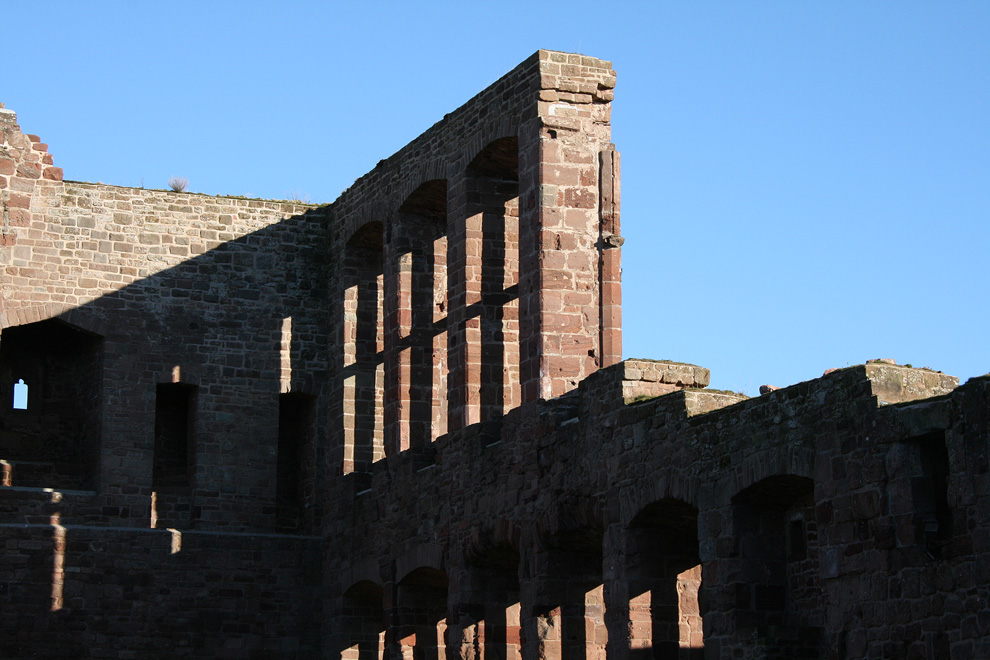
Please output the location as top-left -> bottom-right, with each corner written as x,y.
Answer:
0,103 -> 63,316
0,109 -> 330,533
325,51 -> 619,467
0,107 -> 329,658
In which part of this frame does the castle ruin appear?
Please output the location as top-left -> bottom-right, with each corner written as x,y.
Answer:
1,51 -> 988,659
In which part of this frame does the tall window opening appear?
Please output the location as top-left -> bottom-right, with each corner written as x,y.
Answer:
539,527 -> 606,660
626,499 -> 703,659
0,319 -> 103,490
448,137 -> 519,431
912,432 -> 953,560
343,221 -> 385,474
153,383 -> 196,490
394,567 -> 449,660
341,580 -> 386,660
386,179 -> 448,453
463,544 -> 521,660
277,392 -> 316,533
731,475 -> 821,658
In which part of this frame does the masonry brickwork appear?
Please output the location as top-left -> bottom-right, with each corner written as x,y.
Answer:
1,52 -> 988,659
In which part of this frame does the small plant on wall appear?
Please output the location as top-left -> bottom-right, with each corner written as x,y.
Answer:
168,176 -> 188,192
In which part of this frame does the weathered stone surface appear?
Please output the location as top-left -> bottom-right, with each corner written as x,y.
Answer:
2,50 -> 989,660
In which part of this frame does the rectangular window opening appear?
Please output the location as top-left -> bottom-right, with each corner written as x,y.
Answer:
787,517 -> 807,561
153,383 -> 196,491
277,392 -> 316,533
914,432 -> 952,560
12,378 -> 28,410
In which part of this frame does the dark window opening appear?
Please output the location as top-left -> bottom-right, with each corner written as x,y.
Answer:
913,432 -> 953,560
341,580 -> 386,660
393,179 -> 448,450
154,383 -> 196,490
0,319 -> 103,490
788,517 -> 807,561
277,392 -> 316,533
626,499 -> 703,659
467,137 -> 520,424
343,221 -> 385,474
731,475 -> 821,657
396,568 -> 449,660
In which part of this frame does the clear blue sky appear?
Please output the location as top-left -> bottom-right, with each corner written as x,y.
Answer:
5,2 -> 988,394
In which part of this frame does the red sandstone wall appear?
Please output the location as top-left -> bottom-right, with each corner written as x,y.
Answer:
0,103 -> 63,278
1,105 -> 328,658
0,525 -> 321,658
4,51 -> 990,660
0,108 -> 330,533
327,360 -> 988,659
326,51 -> 620,475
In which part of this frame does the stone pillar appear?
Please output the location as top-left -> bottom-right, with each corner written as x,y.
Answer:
598,146 -> 622,368
384,215 -> 414,454
429,232 -> 448,441
602,524 -> 633,660
518,52 -> 618,402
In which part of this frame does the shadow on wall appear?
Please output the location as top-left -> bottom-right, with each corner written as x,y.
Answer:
0,204 -> 332,659
0,205 -> 330,534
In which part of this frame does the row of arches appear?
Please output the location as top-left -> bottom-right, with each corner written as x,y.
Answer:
334,474 -> 823,660
341,137 -> 522,474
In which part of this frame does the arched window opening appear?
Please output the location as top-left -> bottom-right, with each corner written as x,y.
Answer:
462,543 -> 522,660
341,580 -> 386,660
394,567 -> 449,660
448,137 -> 519,431
731,475 -> 821,658
538,527 -> 606,660
0,319 -> 103,490
385,180 -> 448,454
626,499 -> 703,660
343,221 -> 385,474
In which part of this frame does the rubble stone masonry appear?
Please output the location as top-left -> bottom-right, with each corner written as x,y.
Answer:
1,53 -> 989,659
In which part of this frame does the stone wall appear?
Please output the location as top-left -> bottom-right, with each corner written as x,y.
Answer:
1,102 -> 330,531
328,361 -> 988,660
0,524 -> 321,658
326,51 -> 621,483
2,51 -> 989,659
1,104 -> 329,657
